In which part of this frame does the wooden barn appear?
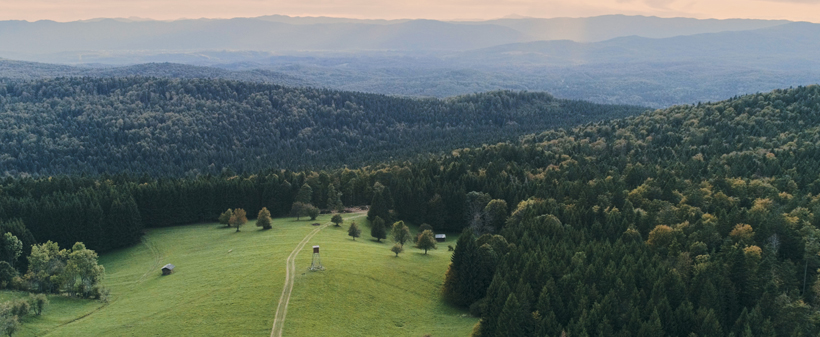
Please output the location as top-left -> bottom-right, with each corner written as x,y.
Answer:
162,264 -> 175,275
435,234 -> 446,242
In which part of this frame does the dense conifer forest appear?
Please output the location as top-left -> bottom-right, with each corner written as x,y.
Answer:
0,77 -> 644,176
1,84 -> 820,335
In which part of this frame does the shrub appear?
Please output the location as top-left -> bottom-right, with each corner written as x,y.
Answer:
28,293 -> 48,316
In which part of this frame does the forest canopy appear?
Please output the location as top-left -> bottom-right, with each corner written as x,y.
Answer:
0,77 -> 644,176
1,81 -> 820,335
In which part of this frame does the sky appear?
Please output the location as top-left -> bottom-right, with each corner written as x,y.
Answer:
0,0 -> 819,23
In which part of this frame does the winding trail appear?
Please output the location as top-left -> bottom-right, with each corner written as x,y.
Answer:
270,213 -> 367,337
270,223 -> 329,337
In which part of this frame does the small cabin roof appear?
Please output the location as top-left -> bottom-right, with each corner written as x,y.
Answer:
435,234 -> 446,238
162,264 -> 175,270
313,245 -> 320,249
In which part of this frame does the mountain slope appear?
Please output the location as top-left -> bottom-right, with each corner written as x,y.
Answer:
0,77 -> 645,176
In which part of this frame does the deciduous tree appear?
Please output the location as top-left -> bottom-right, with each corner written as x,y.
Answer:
417,230 -> 437,254
391,243 -> 404,257
218,209 -> 233,227
256,207 -> 272,230
391,221 -> 412,247
230,209 -> 248,232
331,214 -> 344,227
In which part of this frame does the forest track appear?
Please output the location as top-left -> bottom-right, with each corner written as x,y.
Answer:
270,223 -> 329,337
270,212 -> 366,337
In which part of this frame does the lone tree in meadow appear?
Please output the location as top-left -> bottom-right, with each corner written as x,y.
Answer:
371,216 -> 387,242
307,205 -> 320,220
256,207 -> 272,230
391,221 -> 411,247
416,230 -> 437,254
230,208 -> 248,232
348,222 -> 362,241
331,214 -> 344,227
391,243 -> 404,257
219,209 -> 233,227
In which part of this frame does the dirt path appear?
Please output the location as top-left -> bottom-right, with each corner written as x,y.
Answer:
270,223 -> 329,337
270,213 -> 367,337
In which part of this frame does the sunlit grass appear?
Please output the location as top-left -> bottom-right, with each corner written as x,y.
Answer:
1,213 -> 474,336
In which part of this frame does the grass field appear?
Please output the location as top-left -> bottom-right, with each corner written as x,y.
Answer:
2,213 -> 476,336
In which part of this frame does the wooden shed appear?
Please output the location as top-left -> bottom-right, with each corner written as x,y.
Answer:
435,234 -> 446,242
162,264 -> 175,275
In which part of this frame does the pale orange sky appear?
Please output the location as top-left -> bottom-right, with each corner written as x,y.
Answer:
0,0 -> 818,23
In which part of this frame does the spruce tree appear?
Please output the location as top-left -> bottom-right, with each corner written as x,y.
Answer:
371,216 -> 387,242
326,184 -> 344,212
367,183 -> 392,222
296,183 -> 313,204
348,222 -> 362,241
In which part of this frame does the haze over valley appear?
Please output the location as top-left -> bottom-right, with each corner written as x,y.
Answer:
0,4 -> 819,337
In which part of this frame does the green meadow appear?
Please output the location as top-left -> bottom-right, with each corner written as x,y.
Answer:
3,213 -> 476,336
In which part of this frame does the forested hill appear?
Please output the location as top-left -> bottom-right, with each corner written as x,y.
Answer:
3,84 -> 820,335
0,77 -> 644,176
0,60 -> 312,87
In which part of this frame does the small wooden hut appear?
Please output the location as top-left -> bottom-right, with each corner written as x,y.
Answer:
435,234 -> 446,242
162,264 -> 175,275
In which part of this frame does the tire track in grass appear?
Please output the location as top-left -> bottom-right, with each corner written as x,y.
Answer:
270,223 -> 328,337
270,213 -> 366,337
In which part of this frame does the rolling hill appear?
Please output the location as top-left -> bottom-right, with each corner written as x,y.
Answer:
0,77 -> 645,176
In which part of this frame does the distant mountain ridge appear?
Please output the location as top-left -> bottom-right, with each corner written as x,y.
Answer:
0,14 -> 795,60
460,22 -> 820,69
0,59 -> 312,87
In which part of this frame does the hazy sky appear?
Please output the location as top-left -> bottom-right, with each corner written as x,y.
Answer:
1,0 -> 819,23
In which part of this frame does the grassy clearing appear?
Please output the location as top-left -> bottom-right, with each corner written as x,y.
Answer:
1,214 -> 474,336
285,220 -> 475,336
